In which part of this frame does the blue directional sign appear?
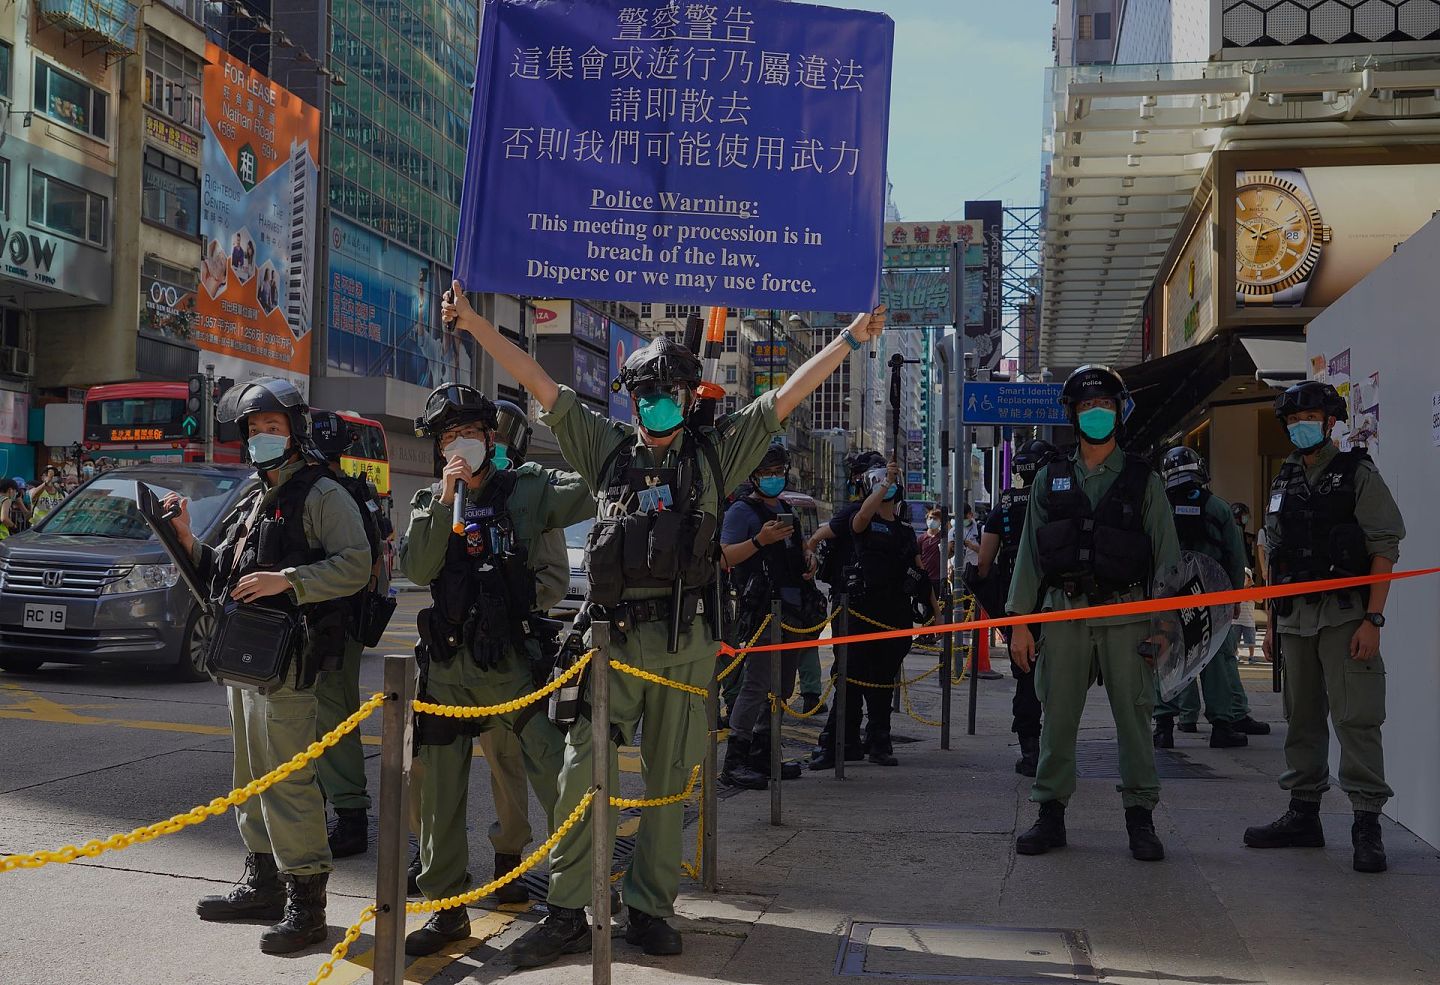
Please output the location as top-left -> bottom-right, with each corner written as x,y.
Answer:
961,382 -> 1134,426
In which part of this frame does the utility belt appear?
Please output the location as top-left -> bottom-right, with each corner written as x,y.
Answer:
600,589 -> 709,643
206,597 -> 345,693
1048,573 -> 1146,605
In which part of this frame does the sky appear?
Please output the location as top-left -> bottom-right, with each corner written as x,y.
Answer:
810,0 -> 1057,221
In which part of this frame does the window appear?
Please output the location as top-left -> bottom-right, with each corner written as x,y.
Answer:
724,364 -> 737,384
142,148 -> 200,236
0,41 -> 11,101
159,0 -> 204,23
145,36 -> 202,129
30,170 -> 108,247
1077,14 -> 1093,40
723,328 -> 738,353
664,303 -> 700,319
1094,12 -> 1112,39
639,303 -> 652,318
34,61 -> 108,140
0,159 -> 8,218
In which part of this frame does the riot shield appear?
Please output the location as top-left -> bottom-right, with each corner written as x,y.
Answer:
135,480 -> 211,613
1149,551 -> 1236,702
961,562 -> 1008,622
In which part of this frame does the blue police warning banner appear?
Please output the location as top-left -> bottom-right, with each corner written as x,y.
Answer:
455,0 -> 894,312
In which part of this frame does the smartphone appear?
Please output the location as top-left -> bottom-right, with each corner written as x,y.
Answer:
774,512 -> 795,529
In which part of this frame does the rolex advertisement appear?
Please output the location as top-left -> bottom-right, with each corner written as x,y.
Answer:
1227,161 -> 1440,316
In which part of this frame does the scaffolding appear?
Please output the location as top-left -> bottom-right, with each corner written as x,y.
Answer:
1001,205 -> 1041,377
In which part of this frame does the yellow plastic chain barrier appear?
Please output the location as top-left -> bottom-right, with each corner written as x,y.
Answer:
680,770 -> 707,880
900,683 -> 944,728
716,613 -> 772,683
780,608 -> 839,635
2,692 -> 389,874
413,650 -> 593,718
771,673 -> 838,719
847,607 -> 942,652
843,661 -> 942,690
611,764 -> 701,809
309,789 -> 598,984
611,659 -> 710,697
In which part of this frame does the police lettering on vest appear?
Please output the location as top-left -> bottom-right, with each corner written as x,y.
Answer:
1166,485 -> 1227,557
994,486 -> 1032,584
1034,456 -> 1153,599
1267,449 -> 1370,589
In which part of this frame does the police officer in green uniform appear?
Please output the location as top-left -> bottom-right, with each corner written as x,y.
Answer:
307,410 -> 394,858
1006,365 -> 1180,862
1243,381 -> 1404,873
399,384 -> 592,955
1151,447 -> 1269,749
443,281 -> 886,965
172,379 -> 371,953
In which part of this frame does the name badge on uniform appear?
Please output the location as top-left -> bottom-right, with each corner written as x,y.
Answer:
1052,477 -> 1072,492
1174,505 -> 1201,516
1268,490 -> 1284,514
637,483 -> 675,512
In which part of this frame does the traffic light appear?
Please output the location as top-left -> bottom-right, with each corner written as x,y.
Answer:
184,373 -> 207,441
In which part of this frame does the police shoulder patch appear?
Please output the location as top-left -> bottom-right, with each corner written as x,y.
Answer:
1051,477 -> 1072,492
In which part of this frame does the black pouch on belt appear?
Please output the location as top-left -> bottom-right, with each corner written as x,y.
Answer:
207,602 -> 299,693
584,518 -> 626,607
417,606 -> 463,663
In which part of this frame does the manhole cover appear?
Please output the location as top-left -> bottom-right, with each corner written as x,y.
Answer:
837,922 -> 1098,982
1075,741 -> 1218,779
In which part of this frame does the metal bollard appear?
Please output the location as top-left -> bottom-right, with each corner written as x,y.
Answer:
373,655 -> 416,985
769,597 -> 783,826
834,596 -> 848,781
590,622 -> 612,985
967,622 -> 979,737
702,670 -> 719,892
940,597 -> 953,750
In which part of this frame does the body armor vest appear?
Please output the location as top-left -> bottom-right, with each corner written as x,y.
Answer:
995,486 -> 1031,585
731,497 -> 807,600
845,510 -> 918,601
1167,485 -> 1227,561
1035,455 -> 1153,598
1267,449 -> 1370,586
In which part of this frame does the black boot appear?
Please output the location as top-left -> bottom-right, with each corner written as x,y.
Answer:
1209,721 -> 1249,748
259,873 -> 328,955
405,907 -> 471,956
1016,801 -> 1067,855
624,906 -> 684,955
1244,798 -> 1325,849
1015,735 -> 1040,777
1235,716 -> 1272,736
1152,716 -> 1174,749
1177,721 -> 1199,733
1352,811 -> 1388,873
196,852 -> 285,922
800,693 -> 827,715
508,905 -> 591,968
406,848 -> 421,896
1125,806 -> 1165,862
326,807 -> 368,859
493,853 -> 529,905
806,730 -> 862,770
721,736 -> 769,789
866,730 -> 898,767
749,732 -> 802,780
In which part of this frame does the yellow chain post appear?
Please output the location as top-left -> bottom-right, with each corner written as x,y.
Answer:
1,692 -> 389,873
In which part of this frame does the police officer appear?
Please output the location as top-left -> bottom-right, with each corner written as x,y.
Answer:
1006,365 -> 1180,862
171,378 -> 371,953
806,453 -> 938,770
444,281 -> 886,964
1243,381 -> 1404,874
976,438 -> 1056,777
400,384 -> 592,955
1150,447 -> 1269,750
1232,501 -> 1258,574
306,410 -> 394,858
718,441 -> 821,789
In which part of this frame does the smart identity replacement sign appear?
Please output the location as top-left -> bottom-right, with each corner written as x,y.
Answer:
455,0 -> 894,312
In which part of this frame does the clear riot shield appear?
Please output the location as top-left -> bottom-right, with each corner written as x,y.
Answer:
1149,551 -> 1236,702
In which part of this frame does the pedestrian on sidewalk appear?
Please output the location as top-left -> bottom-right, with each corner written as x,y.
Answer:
445,283 -> 888,966
806,454 -> 939,770
1243,381 -> 1404,874
976,438 -> 1056,777
1151,447 -> 1269,750
718,442 -> 822,790
918,507 -> 947,600
1236,569 -> 1260,663
1006,365 -> 1180,863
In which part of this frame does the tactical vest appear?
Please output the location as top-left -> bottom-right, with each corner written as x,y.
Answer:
1034,455 -> 1153,597
212,464 -> 349,679
583,428 -> 722,608
840,508 -> 918,602
1267,449 -> 1370,585
1167,485 -> 1227,560
333,472 -> 387,564
429,467 -> 539,654
731,497 -> 807,601
994,486 -> 1031,584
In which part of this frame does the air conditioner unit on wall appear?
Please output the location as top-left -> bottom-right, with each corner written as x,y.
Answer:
1,349 -> 33,377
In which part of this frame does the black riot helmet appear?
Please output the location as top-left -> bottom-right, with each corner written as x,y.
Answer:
754,441 -> 791,474
491,399 -> 532,468
615,336 -> 704,394
846,450 -> 886,481
1232,502 -> 1252,529
309,410 -> 356,463
1013,439 -> 1056,481
216,377 -> 311,470
414,383 -> 497,438
1273,380 -> 1347,424
1060,364 -> 1129,408
1161,446 -> 1209,490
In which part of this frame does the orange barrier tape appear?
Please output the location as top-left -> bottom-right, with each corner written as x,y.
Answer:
718,567 -> 1440,658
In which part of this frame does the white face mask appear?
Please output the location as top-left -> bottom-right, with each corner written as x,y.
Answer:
444,436 -> 490,473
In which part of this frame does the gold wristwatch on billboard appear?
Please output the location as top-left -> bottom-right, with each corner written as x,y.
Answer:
1234,169 -> 1332,307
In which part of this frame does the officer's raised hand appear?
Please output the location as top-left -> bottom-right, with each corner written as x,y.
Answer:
1011,623 -> 1037,672
437,454 -> 474,507
756,519 -> 793,545
163,492 -> 195,554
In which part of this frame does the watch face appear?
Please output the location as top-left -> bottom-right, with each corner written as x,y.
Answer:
1235,172 -> 1326,297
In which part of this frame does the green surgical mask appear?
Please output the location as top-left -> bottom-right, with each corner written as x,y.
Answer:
1077,406 -> 1117,442
637,393 -> 685,434
491,442 -> 511,471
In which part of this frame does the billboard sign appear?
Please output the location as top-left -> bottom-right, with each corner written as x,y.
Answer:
881,269 -> 950,326
574,344 -> 609,401
1164,209 -> 1215,355
966,201 -> 1002,371
532,298 -> 574,334
454,0 -> 895,312
608,320 -> 648,419
196,44 -> 318,391
751,340 -> 788,367
573,302 -> 608,350
884,220 -> 979,249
